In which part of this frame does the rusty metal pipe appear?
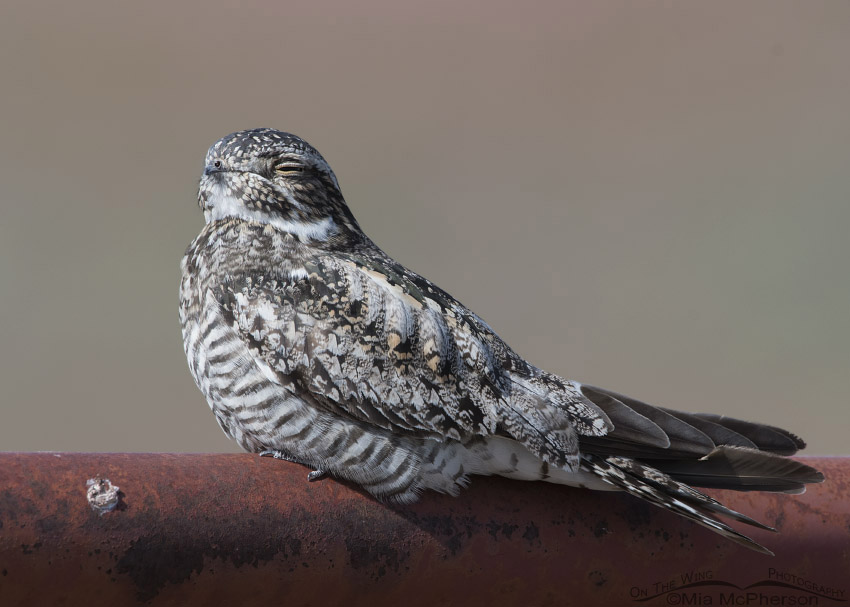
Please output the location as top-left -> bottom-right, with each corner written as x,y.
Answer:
0,453 -> 847,606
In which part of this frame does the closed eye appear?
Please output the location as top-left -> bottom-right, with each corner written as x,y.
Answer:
274,162 -> 306,175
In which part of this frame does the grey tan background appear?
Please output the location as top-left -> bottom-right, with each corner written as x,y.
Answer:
1,2 -> 847,454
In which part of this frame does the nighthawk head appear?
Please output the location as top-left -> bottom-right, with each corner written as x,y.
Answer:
199,128 -> 362,244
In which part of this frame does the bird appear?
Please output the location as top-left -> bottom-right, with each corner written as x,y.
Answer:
180,128 -> 823,554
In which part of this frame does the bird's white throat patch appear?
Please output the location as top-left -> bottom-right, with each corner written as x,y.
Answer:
204,188 -> 337,241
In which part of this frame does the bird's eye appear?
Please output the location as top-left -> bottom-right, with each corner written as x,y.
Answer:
213,160 -> 222,168
275,162 -> 305,175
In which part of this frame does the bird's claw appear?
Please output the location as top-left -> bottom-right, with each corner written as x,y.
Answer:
259,449 -> 299,463
261,450 -> 327,482
307,470 -> 328,482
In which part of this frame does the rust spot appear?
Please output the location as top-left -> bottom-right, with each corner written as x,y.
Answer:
592,520 -> 609,538
522,522 -> 540,543
486,520 -> 519,541
589,569 -> 608,587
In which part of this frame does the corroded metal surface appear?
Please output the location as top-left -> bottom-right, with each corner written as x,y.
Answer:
0,453 -> 846,606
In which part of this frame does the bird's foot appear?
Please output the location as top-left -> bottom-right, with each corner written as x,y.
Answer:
260,450 -> 328,483
307,469 -> 328,482
259,449 -> 300,463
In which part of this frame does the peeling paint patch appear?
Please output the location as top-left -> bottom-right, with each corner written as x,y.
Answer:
86,478 -> 121,514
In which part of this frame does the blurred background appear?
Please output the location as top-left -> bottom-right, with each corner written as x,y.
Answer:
0,1 -> 847,454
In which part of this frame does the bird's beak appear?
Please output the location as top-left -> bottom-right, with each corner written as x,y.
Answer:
204,165 -> 225,177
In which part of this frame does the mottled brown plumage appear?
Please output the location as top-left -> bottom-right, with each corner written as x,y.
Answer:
180,128 -> 823,554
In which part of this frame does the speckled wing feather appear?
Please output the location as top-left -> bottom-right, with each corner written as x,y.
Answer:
216,250 -> 611,470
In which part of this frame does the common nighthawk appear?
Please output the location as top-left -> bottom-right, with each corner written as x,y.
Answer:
180,128 -> 823,554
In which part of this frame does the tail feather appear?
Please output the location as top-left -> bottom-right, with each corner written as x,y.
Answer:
577,385 -> 813,461
565,384 -> 826,553
581,453 -> 776,555
582,384 -> 715,455
578,384 -> 670,448
691,414 -> 806,455
500,381 -> 824,553
651,446 -> 824,493
660,409 -> 759,451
